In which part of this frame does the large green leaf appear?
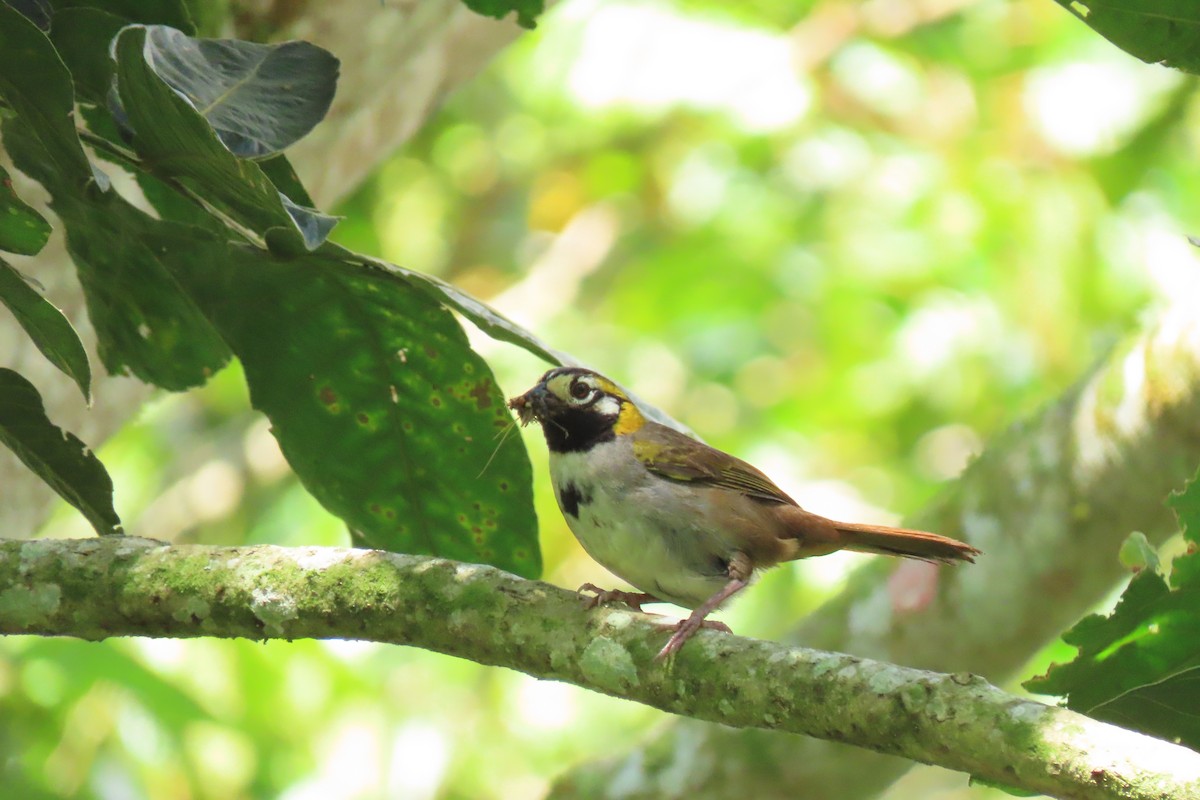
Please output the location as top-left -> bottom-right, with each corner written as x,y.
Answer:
47,0 -> 192,32
345,249 -> 563,366
111,25 -> 336,251
47,0 -> 197,111
0,5 -> 228,390
1026,466 -> 1200,749
131,25 -> 339,159
7,0 -> 51,29
48,6 -> 130,104
0,368 -> 120,535
4,121 -> 231,391
258,154 -> 318,207
0,258 -> 90,399
0,164 -> 51,255
1056,1 -> 1200,74
0,2 -> 97,188
170,245 -> 542,578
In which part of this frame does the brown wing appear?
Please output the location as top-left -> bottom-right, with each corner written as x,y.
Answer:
631,422 -> 797,505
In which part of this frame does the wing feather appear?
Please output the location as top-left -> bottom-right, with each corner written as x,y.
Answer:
631,423 -> 796,505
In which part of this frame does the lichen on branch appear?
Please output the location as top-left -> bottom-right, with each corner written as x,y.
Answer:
1,536 -> 1198,800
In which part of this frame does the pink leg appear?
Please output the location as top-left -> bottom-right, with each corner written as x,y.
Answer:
655,577 -> 748,661
578,583 -> 661,613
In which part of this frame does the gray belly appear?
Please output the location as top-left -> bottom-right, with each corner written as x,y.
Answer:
550,449 -> 732,608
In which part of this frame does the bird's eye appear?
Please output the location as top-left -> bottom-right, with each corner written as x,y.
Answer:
569,381 -> 591,400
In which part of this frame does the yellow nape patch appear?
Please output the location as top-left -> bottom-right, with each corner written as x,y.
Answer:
594,376 -> 629,400
593,375 -> 642,433
614,402 -> 645,435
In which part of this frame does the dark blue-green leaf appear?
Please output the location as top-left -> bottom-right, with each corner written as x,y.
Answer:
0,368 -> 120,535
1056,1 -> 1200,74
0,258 -> 90,399
0,164 -> 51,255
111,25 -> 333,250
278,193 -> 341,253
133,25 -> 339,158
0,2 -> 96,187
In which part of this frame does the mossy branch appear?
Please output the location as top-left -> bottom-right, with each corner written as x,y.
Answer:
2,536 -> 1198,800
554,304 -> 1200,800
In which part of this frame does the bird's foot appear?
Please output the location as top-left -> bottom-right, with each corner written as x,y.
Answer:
654,616 -> 733,662
577,584 -> 660,613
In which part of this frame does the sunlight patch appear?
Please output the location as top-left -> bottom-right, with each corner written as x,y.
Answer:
565,0 -> 812,132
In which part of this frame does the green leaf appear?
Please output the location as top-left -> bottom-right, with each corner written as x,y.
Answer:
4,120 -> 232,391
50,0 -> 193,32
1087,665 -> 1200,749
0,368 -> 121,536
0,164 -> 51,255
169,246 -> 542,578
1026,465 -> 1200,749
459,0 -> 544,29
338,259 -> 691,430
350,250 -> 564,366
48,7 -> 130,104
111,25 -> 335,251
7,0 -> 51,30
132,168 -> 228,235
48,2 -> 197,104
1170,473 -> 1200,546
0,2 -> 98,188
258,155 -> 317,207
347,251 -> 695,432
131,25 -> 339,158
61,200 -> 233,389
1056,1 -> 1200,74
0,258 -> 91,400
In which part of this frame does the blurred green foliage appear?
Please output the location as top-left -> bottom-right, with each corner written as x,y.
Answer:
4,0 -> 1197,796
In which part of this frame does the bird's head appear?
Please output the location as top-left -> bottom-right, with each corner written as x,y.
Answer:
508,367 -> 645,452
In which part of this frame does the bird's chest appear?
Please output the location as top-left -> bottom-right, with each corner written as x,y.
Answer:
548,441 -> 730,608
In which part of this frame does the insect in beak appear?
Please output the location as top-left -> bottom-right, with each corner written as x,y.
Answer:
507,385 -> 545,426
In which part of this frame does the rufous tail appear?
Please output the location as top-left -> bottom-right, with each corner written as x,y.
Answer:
835,522 -> 979,564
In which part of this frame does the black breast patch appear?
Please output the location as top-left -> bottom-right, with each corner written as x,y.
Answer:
558,482 -> 592,518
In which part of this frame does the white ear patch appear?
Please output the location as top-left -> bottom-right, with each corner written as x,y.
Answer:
593,395 -> 621,417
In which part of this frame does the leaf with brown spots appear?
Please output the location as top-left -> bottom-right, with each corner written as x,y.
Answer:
169,247 -> 541,578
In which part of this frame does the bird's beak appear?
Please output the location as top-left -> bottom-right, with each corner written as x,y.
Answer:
507,382 -> 549,426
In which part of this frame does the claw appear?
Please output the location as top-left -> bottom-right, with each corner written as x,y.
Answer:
654,617 -> 733,661
578,583 -> 660,612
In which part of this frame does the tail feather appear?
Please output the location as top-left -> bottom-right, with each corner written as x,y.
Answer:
834,521 -> 979,564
